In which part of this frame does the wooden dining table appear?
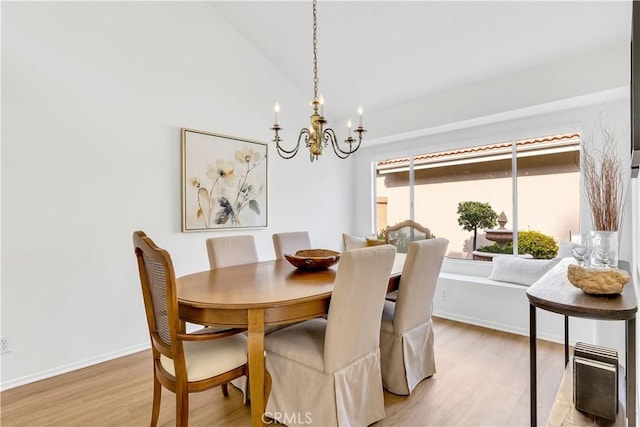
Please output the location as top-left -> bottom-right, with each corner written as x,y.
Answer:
176,254 -> 405,427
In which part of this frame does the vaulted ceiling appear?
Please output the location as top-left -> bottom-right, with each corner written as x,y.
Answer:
210,1 -> 632,122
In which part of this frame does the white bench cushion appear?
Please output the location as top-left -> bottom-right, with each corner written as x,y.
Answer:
488,256 -> 561,286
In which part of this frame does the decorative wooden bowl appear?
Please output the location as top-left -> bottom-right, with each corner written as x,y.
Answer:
567,264 -> 630,295
284,249 -> 340,270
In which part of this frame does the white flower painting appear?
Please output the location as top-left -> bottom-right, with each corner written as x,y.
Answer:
182,129 -> 267,231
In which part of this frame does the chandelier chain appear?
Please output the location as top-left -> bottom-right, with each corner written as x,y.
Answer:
312,0 -> 319,102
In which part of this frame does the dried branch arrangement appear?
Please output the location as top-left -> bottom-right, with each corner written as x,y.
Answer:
582,120 -> 627,231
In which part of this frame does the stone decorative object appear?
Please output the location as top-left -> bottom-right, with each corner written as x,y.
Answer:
484,211 -> 513,250
284,249 -> 340,270
567,264 -> 630,295
497,211 -> 508,228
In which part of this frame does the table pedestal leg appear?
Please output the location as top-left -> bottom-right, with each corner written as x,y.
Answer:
248,308 -> 265,427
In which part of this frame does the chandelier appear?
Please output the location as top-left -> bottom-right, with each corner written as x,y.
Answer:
271,0 -> 366,162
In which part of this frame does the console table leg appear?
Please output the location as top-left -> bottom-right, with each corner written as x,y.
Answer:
530,304 -> 537,426
627,318 -> 636,427
564,315 -> 569,367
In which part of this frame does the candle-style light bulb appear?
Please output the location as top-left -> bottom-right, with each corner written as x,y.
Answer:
319,95 -> 325,116
358,105 -> 363,127
347,119 -> 352,137
274,102 -> 280,125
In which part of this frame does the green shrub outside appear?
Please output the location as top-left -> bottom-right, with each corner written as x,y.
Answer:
477,230 -> 558,259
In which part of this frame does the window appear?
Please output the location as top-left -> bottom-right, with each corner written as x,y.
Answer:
375,168 -> 410,238
375,133 -> 580,260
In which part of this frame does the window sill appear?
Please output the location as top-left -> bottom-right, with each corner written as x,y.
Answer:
441,256 -> 493,276
438,271 -> 527,290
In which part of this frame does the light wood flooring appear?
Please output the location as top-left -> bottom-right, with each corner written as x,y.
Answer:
1,318 -> 564,426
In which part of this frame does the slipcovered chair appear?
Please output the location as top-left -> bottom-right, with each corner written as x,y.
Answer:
385,219 -> 433,254
264,245 -> 397,426
342,233 -> 368,251
384,219 -> 433,302
206,235 -> 262,396
133,231 -> 252,427
272,231 -> 311,259
206,235 -> 258,269
342,232 -> 387,251
380,238 -> 449,395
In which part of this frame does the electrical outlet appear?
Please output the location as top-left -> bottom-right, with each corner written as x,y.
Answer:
1,336 -> 12,354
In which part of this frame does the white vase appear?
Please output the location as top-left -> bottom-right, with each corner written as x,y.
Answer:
590,230 -> 618,268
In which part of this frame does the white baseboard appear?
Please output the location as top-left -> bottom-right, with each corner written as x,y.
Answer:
433,310 -> 572,346
0,342 -> 150,392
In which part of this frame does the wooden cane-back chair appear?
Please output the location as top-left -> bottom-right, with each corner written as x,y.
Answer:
133,231 -> 253,426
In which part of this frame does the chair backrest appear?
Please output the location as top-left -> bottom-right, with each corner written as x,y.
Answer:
324,244 -> 396,372
133,231 -> 181,360
272,231 -> 312,259
206,235 -> 258,269
385,220 -> 433,253
393,238 -> 449,333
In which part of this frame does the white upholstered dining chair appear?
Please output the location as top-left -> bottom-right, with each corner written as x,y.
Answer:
379,237 -> 449,395
205,235 -> 260,397
206,235 -> 258,269
264,244 -> 397,426
272,231 -> 311,259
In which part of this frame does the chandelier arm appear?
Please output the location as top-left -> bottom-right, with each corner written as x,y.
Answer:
275,129 -> 308,159
321,128 -> 336,150
347,136 -> 363,155
276,144 -> 299,159
299,128 -> 312,148
343,128 -> 365,155
323,128 -> 355,159
276,140 -> 300,155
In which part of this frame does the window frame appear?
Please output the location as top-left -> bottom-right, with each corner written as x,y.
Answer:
372,132 -> 581,262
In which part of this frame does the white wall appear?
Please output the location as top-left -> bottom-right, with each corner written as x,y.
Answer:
434,275 -> 597,346
364,42 -> 629,142
1,2 -> 353,389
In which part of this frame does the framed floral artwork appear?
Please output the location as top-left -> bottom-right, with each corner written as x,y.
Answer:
181,128 -> 268,231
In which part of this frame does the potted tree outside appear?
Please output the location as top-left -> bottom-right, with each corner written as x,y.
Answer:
456,201 -> 498,258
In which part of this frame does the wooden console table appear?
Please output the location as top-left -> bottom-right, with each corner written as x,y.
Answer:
527,259 -> 637,426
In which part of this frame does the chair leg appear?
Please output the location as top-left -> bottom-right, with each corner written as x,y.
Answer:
221,382 -> 229,397
150,375 -> 162,427
176,384 -> 189,427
